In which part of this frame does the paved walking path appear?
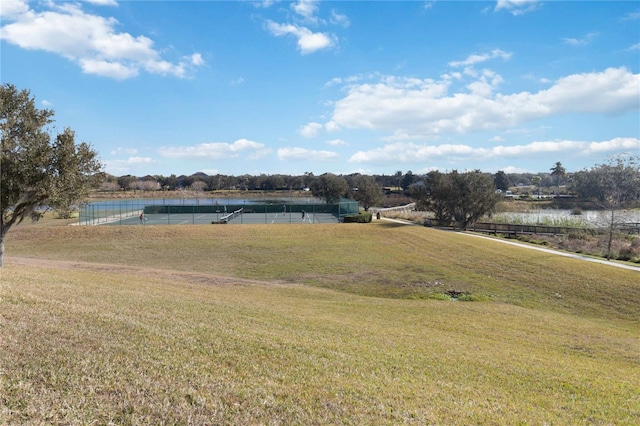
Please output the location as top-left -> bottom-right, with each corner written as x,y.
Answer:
381,217 -> 640,273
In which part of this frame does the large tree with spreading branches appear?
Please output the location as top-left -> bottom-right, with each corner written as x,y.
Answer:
351,175 -> 384,211
0,84 -> 103,267
310,173 -> 348,204
411,170 -> 500,229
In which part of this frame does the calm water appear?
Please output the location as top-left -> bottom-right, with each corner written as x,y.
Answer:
86,196 -> 320,208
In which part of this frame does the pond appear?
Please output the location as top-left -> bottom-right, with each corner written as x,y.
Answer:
85,196 -> 320,208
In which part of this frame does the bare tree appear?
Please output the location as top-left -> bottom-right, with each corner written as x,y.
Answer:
191,181 -> 208,192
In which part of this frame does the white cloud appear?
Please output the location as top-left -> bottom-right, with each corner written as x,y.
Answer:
348,138 -> 640,165
79,58 -> 139,79
326,67 -> 639,138
324,120 -> 341,133
499,165 -> 529,173
448,49 -> 512,68
325,77 -> 344,87
84,0 -> 119,6
158,139 -> 268,160
292,0 -> 318,21
190,53 -> 204,66
495,0 -> 541,16
466,69 -> 504,97
265,20 -> 335,54
121,156 -> 154,164
561,32 -> 598,46
324,73 -> 374,88
0,2 -> 204,80
105,156 -> 155,175
278,147 -> 339,161
629,43 -> 640,51
621,11 -> 640,21
110,147 -> 138,155
0,0 -> 29,19
587,137 -> 640,153
200,168 -> 221,175
535,67 -> 639,114
299,122 -> 323,138
330,9 -> 350,27
253,0 -> 278,8
326,139 -> 346,146
41,99 -> 53,107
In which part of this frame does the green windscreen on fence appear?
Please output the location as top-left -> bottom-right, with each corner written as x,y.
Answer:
79,198 -> 359,225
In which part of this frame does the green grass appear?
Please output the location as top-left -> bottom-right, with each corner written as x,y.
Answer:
2,222 -> 640,424
7,222 -> 639,322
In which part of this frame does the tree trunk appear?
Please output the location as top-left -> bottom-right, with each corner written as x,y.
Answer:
0,237 -> 4,268
606,208 -> 614,261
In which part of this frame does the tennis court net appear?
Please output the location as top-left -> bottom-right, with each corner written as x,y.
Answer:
219,208 -> 243,223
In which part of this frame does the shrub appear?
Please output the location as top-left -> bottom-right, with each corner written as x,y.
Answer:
343,212 -> 372,223
458,293 -> 489,302
617,236 -> 640,262
431,293 -> 453,301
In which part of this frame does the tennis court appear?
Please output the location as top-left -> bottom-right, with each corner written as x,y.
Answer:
81,199 -> 359,226
111,209 -> 339,226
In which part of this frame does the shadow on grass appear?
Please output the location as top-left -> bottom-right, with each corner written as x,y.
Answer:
376,221 -> 416,228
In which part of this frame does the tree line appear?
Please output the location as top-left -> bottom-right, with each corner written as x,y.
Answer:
105,168 -> 570,195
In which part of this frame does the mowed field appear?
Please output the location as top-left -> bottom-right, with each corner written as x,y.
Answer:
2,220 -> 639,424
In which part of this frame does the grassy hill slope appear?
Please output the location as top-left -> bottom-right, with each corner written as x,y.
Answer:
2,222 -> 639,424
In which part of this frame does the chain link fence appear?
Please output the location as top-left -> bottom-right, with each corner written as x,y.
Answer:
79,198 -> 360,225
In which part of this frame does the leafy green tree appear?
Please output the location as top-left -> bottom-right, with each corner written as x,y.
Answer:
493,170 -> 510,192
1,84 -> 102,267
310,173 -> 348,204
411,170 -> 500,229
550,161 -> 566,194
410,171 -> 452,225
402,171 -> 415,192
352,175 -> 384,211
46,128 -> 103,218
116,175 -> 136,191
262,174 -> 285,190
450,171 -> 500,229
571,157 -> 639,204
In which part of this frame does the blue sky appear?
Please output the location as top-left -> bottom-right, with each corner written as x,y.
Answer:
2,0 -> 639,177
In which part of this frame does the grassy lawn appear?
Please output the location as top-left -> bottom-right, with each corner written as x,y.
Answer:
2,222 -> 639,424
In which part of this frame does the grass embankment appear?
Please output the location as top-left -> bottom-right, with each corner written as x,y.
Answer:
2,222 -> 640,424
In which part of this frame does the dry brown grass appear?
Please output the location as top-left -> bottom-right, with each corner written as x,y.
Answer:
2,221 -> 640,424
